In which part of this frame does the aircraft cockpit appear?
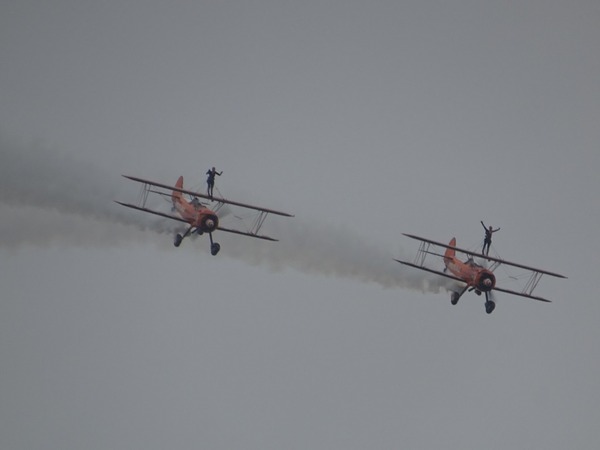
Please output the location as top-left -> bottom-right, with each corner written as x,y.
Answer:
191,197 -> 202,209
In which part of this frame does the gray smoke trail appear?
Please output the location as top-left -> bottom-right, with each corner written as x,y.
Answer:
0,204 -> 155,249
0,136 -> 177,247
220,218 -> 449,292
0,135 -> 448,293
1,138 -> 141,223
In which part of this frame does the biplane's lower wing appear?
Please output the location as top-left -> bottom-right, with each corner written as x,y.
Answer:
115,201 -> 279,241
396,258 -> 552,302
403,233 -> 566,279
114,201 -> 188,223
394,259 -> 464,283
492,286 -> 551,302
216,226 -> 278,241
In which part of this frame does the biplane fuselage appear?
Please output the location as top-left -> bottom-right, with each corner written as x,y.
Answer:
443,237 -> 496,294
171,176 -> 219,233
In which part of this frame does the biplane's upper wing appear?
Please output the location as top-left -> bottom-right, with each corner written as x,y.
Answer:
402,233 -> 567,279
123,175 -> 294,217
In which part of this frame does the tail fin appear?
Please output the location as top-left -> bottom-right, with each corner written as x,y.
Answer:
172,176 -> 184,204
444,238 -> 457,265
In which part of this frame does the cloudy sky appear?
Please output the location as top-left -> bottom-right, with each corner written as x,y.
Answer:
1,1 -> 599,449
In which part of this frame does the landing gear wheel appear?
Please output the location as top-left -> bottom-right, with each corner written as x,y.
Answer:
485,301 -> 496,314
174,234 -> 183,247
210,242 -> 221,256
451,292 -> 460,305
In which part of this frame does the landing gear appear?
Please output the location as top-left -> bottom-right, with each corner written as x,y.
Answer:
450,286 -> 468,306
174,225 -> 194,248
174,234 -> 183,247
450,292 -> 460,305
484,291 -> 496,314
173,227 -> 221,255
208,233 -> 220,256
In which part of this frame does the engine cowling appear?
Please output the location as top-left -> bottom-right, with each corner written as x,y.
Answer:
199,214 -> 219,232
475,271 -> 495,292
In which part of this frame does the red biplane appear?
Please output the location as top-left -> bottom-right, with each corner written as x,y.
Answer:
115,175 -> 293,255
395,234 -> 566,314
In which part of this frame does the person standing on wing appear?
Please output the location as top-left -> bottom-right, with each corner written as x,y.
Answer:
206,167 -> 222,199
481,220 -> 500,256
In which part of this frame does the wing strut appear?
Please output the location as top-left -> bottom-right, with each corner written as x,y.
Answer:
252,211 -> 269,236
523,271 -> 544,297
414,240 -> 431,267
136,180 -> 152,208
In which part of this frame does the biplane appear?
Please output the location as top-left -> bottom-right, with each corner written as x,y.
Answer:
115,175 -> 293,255
395,234 -> 566,314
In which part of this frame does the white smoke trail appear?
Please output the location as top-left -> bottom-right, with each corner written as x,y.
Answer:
221,219 -> 449,292
0,204 -> 155,249
0,136 -> 177,245
2,138 -> 141,223
0,135 -> 447,293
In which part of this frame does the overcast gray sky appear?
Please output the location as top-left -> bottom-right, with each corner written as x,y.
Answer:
1,1 -> 599,449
